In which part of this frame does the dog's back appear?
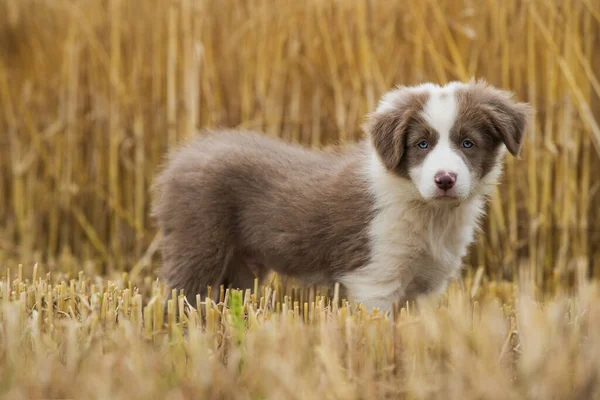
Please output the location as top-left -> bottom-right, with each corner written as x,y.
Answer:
152,130 -> 374,305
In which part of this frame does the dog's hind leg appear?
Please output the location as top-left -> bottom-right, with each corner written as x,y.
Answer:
160,238 -> 236,309
221,253 -> 267,295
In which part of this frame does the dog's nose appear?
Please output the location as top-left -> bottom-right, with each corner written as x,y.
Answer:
435,171 -> 457,190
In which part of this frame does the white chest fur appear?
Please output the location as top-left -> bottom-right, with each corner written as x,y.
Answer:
338,151 -> 485,311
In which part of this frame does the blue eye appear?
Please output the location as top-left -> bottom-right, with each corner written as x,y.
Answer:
462,140 -> 474,148
417,140 -> 429,149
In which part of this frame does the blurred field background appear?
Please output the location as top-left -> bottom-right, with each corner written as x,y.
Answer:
1,0 -> 600,398
0,0 -> 600,289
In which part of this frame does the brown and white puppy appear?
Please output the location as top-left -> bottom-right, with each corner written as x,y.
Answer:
151,79 -> 530,311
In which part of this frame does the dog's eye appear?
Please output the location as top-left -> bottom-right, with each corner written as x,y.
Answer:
417,140 -> 429,149
462,140 -> 474,148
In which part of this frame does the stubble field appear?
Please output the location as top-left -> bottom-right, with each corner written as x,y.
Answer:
1,0 -> 600,398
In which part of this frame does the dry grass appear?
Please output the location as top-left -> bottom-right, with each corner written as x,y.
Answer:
1,1 -> 600,398
0,265 -> 598,399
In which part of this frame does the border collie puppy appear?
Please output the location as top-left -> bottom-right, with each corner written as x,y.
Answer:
151,79 -> 531,311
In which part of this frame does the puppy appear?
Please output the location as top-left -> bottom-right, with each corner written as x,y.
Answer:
151,79 -> 530,311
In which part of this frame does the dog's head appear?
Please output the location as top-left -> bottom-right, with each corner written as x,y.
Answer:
364,79 -> 531,203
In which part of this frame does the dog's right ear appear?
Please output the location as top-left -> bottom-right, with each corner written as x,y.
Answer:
363,87 -> 426,171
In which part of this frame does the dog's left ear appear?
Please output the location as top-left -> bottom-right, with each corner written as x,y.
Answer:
477,83 -> 532,158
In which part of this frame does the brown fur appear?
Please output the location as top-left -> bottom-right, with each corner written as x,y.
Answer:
363,92 -> 429,178
151,131 -> 374,306
455,82 -> 531,158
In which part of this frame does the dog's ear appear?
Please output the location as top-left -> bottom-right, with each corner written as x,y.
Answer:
474,81 -> 532,158
363,109 -> 405,171
363,88 -> 426,171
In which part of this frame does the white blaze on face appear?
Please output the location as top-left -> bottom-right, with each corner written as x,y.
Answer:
409,84 -> 472,201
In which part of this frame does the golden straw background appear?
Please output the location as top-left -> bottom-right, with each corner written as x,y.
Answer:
1,0 -> 600,286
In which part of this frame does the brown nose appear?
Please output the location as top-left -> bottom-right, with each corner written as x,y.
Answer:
435,172 -> 457,190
